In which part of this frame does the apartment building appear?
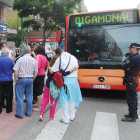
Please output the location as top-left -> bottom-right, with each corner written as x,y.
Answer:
0,0 -> 16,45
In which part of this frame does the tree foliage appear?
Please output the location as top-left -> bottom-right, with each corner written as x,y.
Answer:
13,0 -> 82,46
5,11 -> 26,47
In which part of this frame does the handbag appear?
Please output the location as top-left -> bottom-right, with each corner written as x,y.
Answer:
50,81 -> 60,100
49,81 -> 60,106
52,55 -> 71,88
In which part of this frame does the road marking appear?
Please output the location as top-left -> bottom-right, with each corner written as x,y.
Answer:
35,108 -> 73,140
91,112 -> 119,140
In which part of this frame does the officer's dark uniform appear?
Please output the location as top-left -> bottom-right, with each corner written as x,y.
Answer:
122,43 -> 140,122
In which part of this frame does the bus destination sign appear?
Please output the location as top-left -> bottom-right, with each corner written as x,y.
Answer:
69,10 -> 139,27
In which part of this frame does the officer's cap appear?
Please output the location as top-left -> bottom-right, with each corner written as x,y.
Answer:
128,43 -> 140,49
28,42 -> 35,47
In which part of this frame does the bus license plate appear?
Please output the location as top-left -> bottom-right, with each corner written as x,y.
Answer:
93,85 -> 110,89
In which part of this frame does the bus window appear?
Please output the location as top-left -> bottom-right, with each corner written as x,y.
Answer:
68,24 -> 140,69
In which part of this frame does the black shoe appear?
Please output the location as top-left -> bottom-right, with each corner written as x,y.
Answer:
6,109 -> 13,113
15,114 -> 23,119
24,99 -> 26,102
32,99 -> 37,104
121,117 -> 136,122
2,104 -> 7,108
25,112 -> 31,117
124,113 -> 138,119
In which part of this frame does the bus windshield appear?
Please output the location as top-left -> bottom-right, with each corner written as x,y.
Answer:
67,24 -> 140,69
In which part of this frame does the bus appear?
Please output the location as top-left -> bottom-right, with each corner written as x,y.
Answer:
64,9 -> 140,91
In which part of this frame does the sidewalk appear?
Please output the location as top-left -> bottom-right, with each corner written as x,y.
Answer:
0,99 -> 36,140
0,71 -> 48,140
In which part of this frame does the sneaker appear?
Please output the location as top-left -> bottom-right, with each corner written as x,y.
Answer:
70,118 -> 75,121
39,115 -> 43,121
59,119 -> 68,124
50,118 -> 54,122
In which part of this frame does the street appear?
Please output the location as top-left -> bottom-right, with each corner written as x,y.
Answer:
8,89 -> 140,140
1,0 -> 140,140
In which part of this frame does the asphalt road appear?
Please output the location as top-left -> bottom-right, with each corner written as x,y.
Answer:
81,88 -> 126,99
10,89 -> 140,140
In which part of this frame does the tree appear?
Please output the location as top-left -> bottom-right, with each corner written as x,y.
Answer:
5,11 -> 26,47
13,0 -> 82,46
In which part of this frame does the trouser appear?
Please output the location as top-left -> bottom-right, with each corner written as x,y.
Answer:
15,78 -> 33,117
47,57 -> 52,62
0,81 -> 13,112
40,86 -> 58,119
2,91 -> 6,105
126,82 -> 138,114
62,100 -> 75,123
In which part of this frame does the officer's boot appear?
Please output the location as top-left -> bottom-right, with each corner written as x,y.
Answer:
134,111 -> 138,119
122,113 -> 136,122
124,112 -> 138,119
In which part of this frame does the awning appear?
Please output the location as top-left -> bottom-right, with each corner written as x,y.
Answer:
0,29 -> 17,34
7,28 -> 17,34
27,38 -> 57,42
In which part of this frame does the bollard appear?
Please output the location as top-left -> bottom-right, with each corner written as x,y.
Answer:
137,91 -> 140,103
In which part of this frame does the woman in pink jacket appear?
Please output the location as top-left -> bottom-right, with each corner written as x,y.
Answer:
32,46 -> 48,111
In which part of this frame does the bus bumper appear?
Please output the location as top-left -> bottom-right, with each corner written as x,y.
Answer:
79,82 -> 140,91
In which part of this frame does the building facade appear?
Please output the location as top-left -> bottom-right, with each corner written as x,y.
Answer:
0,0 -> 17,46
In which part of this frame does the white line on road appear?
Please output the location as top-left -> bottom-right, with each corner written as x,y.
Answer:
35,108 -> 75,140
91,112 -> 119,140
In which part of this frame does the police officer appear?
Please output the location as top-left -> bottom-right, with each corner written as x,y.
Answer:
122,43 -> 140,122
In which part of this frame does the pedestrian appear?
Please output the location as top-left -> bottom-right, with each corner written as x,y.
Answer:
13,45 -> 38,119
46,46 -> 53,62
34,42 -> 40,54
30,43 -> 36,58
52,48 -> 56,56
30,43 -> 37,104
0,42 -> 6,56
48,48 -> 83,124
39,55 -> 78,121
0,42 -> 7,108
14,48 -> 20,62
122,43 -> 140,122
32,46 -> 49,111
11,48 -> 16,58
0,47 -> 14,114
24,43 -> 37,104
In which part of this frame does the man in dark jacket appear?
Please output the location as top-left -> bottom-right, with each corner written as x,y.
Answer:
122,43 -> 140,122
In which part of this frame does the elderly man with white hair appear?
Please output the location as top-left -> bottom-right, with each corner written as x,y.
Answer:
13,45 -> 38,119
0,47 -> 14,114
46,46 -> 53,62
